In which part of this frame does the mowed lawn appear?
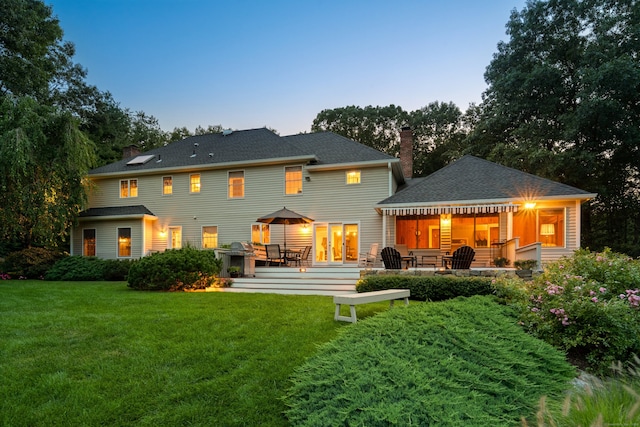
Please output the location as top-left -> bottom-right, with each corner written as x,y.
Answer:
0,281 -> 390,426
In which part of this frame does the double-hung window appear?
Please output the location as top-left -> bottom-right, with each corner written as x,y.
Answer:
228,171 -> 244,198
285,166 -> 302,195
163,176 -> 173,195
120,179 -> 138,198
83,229 -> 96,256
190,174 -> 201,193
202,226 -> 218,249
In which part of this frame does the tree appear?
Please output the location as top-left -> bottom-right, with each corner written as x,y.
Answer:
0,97 -> 95,252
312,103 -> 468,176
466,0 -> 640,255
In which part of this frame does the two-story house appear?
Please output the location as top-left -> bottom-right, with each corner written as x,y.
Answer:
72,127 -> 596,268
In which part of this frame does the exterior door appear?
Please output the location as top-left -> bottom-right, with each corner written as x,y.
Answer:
313,223 -> 359,265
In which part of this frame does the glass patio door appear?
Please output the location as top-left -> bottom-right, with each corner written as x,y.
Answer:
313,223 -> 359,265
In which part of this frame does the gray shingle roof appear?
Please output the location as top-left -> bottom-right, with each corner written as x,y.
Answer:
378,155 -> 594,205
79,205 -> 155,217
90,128 -> 396,176
283,132 -> 396,165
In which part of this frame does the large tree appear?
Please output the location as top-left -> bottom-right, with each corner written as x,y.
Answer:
466,0 -> 640,255
0,97 -> 95,252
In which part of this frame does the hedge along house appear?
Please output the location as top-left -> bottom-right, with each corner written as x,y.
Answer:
71,128 -> 405,264
377,131 -> 597,268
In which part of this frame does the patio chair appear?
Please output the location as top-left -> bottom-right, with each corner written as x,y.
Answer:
381,247 -> 402,269
358,243 -> 379,267
295,245 -> 311,266
450,245 -> 475,269
265,244 -> 286,266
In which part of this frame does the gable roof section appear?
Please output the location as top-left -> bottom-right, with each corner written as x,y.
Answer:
89,128 -> 400,178
378,155 -> 596,209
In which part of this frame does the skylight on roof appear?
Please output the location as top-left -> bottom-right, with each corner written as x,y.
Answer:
127,155 -> 155,165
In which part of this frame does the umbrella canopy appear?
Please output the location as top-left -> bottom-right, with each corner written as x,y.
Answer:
256,207 -> 314,250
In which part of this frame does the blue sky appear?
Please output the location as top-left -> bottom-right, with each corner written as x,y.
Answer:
46,0 -> 526,136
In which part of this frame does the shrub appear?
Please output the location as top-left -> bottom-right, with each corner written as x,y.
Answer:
2,247 -> 65,278
45,256 -> 105,281
101,259 -> 134,281
356,274 -> 493,301
127,246 -> 222,291
493,248 -> 640,375
284,296 -> 575,426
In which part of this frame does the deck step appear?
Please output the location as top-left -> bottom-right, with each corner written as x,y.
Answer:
216,266 -> 362,295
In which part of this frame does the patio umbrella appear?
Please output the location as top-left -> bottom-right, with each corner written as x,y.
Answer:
256,207 -> 314,251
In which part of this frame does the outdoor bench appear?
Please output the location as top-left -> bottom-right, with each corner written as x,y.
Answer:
333,289 -> 410,323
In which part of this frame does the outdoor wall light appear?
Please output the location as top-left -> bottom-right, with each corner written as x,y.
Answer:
159,229 -> 167,238
305,176 -> 311,182
524,202 -> 537,209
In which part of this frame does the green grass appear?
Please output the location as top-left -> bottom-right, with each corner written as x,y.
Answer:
1,281 -> 394,426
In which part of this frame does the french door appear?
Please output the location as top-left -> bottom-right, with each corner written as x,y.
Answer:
313,223 -> 359,265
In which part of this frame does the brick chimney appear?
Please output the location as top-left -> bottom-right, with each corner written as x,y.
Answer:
399,126 -> 413,179
122,145 -> 141,159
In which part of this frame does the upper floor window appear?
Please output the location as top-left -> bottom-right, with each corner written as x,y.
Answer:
346,170 -> 361,185
120,179 -> 138,198
228,171 -> 244,198
190,174 -> 201,193
285,166 -> 303,195
163,176 -> 173,195
202,226 -> 218,249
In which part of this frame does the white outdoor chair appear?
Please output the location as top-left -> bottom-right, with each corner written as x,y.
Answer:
358,243 -> 379,267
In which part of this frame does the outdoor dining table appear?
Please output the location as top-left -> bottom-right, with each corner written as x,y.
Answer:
285,249 -> 301,266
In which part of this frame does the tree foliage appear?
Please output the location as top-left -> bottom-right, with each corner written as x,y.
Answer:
0,97 -> 95,251
466,0 -> 640,255
312,103 -> 467,177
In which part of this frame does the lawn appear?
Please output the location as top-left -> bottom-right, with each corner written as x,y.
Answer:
0,281 -> 390,426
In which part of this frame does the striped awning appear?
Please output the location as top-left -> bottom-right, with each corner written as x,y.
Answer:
380,204 -> 519,216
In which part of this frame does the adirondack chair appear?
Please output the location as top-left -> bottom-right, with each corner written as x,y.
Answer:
381,247 -> 403,270
451,245 -> 475,269
358,243 -> 379,267
265,244 -> 286,266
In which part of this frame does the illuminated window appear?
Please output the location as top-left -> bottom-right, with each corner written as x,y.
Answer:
346,170 -> 361,184
117,228 -> 131,257
451,213 -> 499,250
251,223 -> 270,244
163,176 -> 172,195
285,166 -> 302,195
513,208 -> 565,247
190,174 -> 201,193
228,171 -> 244,198
395,215 -> 440,249
202,226 -> 218,249
120,179 -> 138,198
83,229 -> 96,256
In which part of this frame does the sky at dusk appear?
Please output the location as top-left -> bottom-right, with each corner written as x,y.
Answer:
46,0 -> 527,136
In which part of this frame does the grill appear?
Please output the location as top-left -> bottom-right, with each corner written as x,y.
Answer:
227,242 -> 255,277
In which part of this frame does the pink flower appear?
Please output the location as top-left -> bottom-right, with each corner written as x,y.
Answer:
531,307 -> 540,312
599,287 -> 607,294
591,297 -> 599,303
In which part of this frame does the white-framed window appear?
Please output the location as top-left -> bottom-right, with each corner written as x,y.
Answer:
117,228 -> 132,257
346,170 -> 361,185
83,229 -> 96,256
228,171 -> 244,198
190,174 -> 201,193
163,176 -> 173,195
251,223 -> 270,244
120,179 -> 138,198
202,226 -> 218,249
285,166 -> 303,195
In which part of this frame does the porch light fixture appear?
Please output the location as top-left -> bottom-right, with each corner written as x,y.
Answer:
299,268 -> 307,273
159,229 -> 167,238
524,202 -> 537,209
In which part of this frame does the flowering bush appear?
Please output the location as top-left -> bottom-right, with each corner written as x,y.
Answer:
0,273 -> 10,280
493,248 -> 640,375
